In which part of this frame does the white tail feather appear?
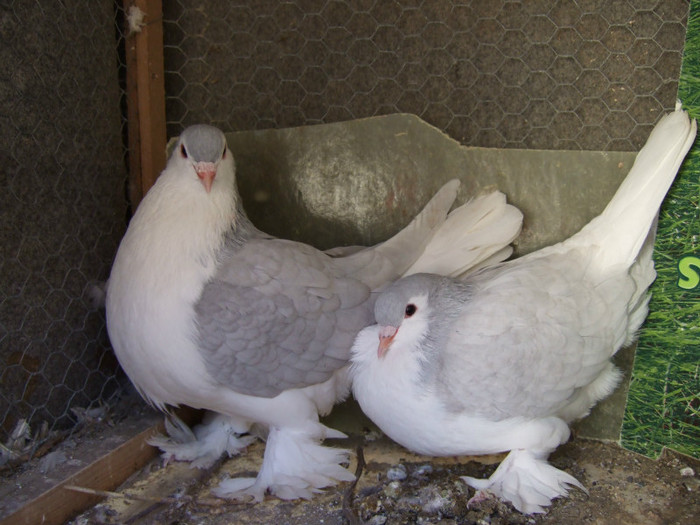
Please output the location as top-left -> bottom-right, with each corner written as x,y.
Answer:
575,108 -> 696,266
350,179 -> 460,289
404,191 -> 523,278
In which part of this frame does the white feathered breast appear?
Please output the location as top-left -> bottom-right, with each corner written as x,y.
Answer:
106,160 -> 236,409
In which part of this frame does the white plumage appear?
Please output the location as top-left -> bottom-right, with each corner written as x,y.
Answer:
105,123 -> 523,500
351,107 -> 696,514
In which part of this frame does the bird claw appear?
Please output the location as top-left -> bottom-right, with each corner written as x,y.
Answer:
461,474 -> 493,491
213,476 -> 323,502
212,477 -> 263,503
461,450 -> 586,514
465,488 -> 496,509
210,424 -> 355,502
150,433 -> 255,469
148,412 -> 255,469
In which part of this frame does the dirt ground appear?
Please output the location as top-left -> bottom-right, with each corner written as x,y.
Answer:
2,405 -> 698,525
68,427 -> 698,525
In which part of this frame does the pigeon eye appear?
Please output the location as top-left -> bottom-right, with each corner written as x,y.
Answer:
180,144 -> 188,158
405,304 -> 417,317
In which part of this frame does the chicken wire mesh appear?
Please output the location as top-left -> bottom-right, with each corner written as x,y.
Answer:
163,0 -> 687,150
0,0 -> 129,462
0,0 -> 692,468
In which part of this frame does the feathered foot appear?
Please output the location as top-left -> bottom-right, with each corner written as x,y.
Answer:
213,422 -> 355,501
461,449 -> 586,514
149,412 -> 255,469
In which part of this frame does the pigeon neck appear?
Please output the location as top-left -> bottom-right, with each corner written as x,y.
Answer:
217,200 -> 258,254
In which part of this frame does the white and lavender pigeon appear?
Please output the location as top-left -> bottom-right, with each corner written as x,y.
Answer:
105,123 -> 523,501
350,107 -> 696,514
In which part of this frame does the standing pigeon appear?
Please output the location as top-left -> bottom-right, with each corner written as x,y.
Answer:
105,123 -> 523,500
350,108 -> 696,514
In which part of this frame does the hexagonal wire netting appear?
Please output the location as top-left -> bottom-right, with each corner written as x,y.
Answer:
1,0 -> 129,463
162,0 -> 687,150
0,0 -> 690,465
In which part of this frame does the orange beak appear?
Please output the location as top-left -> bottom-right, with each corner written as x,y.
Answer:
377,325 -> 398,358
195,162 -> 217,193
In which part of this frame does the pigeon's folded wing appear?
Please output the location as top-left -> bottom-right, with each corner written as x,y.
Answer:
437,251 -> 631,419
196,238 -> 373,398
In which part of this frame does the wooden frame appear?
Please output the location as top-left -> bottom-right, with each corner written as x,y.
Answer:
0,2 -> 169,523
125,0 -> 167,207
0,406 -> 201,525
0,424 -> 163,525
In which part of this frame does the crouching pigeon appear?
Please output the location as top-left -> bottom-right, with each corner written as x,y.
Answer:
105,123 -> 523,501
350,107 -> 696,514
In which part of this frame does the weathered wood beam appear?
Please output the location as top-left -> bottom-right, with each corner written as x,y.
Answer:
124,0 -> 166,208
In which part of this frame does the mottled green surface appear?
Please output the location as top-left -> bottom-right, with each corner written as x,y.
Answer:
212,115 -> 636,256
621,0 -> 700,459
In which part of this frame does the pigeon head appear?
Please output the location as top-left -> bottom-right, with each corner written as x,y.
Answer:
373,273 -> 440,358
175,124 -> 232,193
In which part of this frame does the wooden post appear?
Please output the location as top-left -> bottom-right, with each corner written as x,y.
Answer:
0,424 -> 163,525
124,0 -> 167,208
0,408 -> 201,525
